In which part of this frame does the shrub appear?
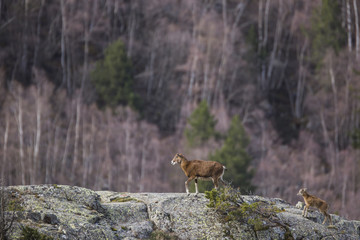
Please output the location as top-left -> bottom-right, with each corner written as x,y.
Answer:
19,226 -> 53,240
205,187 -> 284,231
149,229 -> 179,240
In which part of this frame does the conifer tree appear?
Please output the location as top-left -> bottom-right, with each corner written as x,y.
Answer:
91,39 -> 140,110
185,100 -> 217,147
310,0 -> 346,66
209,116 -> 255,192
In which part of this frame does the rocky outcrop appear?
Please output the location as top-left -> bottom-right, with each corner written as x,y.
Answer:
4,185 -> 360,239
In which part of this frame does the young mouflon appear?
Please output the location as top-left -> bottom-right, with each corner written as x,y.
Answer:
297,188 -> 332,225
171,153 -> 227,195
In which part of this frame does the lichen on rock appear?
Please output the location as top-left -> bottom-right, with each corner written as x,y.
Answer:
2,185 -> 360,240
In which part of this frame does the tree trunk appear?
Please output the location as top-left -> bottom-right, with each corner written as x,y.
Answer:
20,0 -> 29,76
32,86 -> 41,184
127,3 -> 136,58
45,121 -> 52,184
81,112 -> 88,187
61,107 -> 74,176
60,0 -> 67,89
139,131 -> 148,192
125,127 -> 132,192
52,124 -> 60,180
215,0 -> 229,105
258,0 -> 269,89
60,0 -> 66,85
66,35 -> 72,95
347,0 -> 352,52
294,38 -> 308,119
83,113 -> 95,187
320,111 -> 335,191
33,0 -> 45,67
341,173 -> 348,214
263,0 -> 270,48
342,0 -> 347,29
188,53 -> 198,98
354,0 -> 360,60
258,0 -> 263,53
147,50 -> 155,99
71,97 -> 81,183
105,118 -> 112,189
231,0 -> 248,36
2,112 -> 9,181
267,0 -> 283,86
202,57 -> 210,102
329,66 -> 339,177
15,88 -> 25,185
81,35 -> 89,92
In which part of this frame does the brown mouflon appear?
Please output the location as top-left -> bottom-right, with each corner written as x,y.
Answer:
297,188 -> 332,225
171,153 -> 227,195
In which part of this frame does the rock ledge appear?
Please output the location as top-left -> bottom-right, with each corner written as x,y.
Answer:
4,185 -> 360,239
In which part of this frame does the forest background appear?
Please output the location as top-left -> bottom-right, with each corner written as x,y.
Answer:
0,0 -> 360,219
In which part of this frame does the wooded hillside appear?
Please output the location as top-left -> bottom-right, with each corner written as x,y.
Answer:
0,0 -> 359,219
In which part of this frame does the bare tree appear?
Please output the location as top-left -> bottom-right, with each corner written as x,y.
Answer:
32,0 -> 45,67
82,112 -> 95,187
329,64 -> 339,181
127,1 -> 137,58
267,0 -> 284,86
188,51 -> 198,99
258,0 -> 271,89
346,0 -> 352,52
139,130 -> 148,192
50,117 -> 61,183
354,0 -> 360,60
61,104 -> 74,176
20,0 -> 29,78
13,85 -> 26,185
31,84 -> 42,184
214,0 -> 230,106
124,116 -> 133,192
294,38 -> 308,120
71,96 -> 81,183
60,0 -> 71,94
1,113 -> 9,182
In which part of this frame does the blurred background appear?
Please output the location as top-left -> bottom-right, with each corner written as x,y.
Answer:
0,0 -> 359,219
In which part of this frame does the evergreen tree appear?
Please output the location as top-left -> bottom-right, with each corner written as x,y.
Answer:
310,0 -> 346,66
91,39 -> 140,110
209,116 -> 255,192
185,100 -> 217,147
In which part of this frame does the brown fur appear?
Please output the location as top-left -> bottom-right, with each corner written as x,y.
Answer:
297,188 -> 332,225
171,153 -> 226,195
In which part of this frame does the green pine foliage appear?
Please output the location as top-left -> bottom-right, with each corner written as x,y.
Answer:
245,24 -> 258,53
209,116 -> 255,192
91,39 -> 140,110
185,100 -> 218,147
309,0 -> 346,66
205,188 -> 283,229
19,226 -> 53,240
351,128 -> 360,149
